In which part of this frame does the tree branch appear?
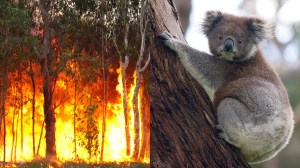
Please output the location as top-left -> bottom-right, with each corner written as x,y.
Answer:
140,52 -> 150,73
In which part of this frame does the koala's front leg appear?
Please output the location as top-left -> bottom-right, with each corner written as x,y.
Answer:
157,31 -> 182,52
157,31 -> 227,89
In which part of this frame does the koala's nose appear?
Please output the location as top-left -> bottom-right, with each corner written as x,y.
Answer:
224,38 -> 234,52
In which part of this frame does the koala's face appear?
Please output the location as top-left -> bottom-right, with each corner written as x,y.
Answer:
202,11 -> 272,62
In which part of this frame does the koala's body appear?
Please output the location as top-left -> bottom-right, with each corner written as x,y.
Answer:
158,11 -> 294,164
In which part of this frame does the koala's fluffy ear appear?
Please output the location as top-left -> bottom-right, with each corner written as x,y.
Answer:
202,11 -> 224,36
246,18 -> 273,43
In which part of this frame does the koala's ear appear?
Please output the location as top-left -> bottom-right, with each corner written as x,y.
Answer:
201,11 -> 224,36
246,18 -> 273,42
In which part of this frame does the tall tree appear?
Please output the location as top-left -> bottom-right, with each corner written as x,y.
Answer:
149,0 -> 250,167
132,0 -> 150,160
34,0 -> 57,160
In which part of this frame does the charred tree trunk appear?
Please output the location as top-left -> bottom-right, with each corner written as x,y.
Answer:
29,61 -> 36,158
37,120 -> 45,156
42,65 -> 56,161
73,83 -> 77,159
149,0 -> 250,167
11,103 -> 16,162
100,45 -> 107,162
20,74 -> 24,157
37,0 -> 57,161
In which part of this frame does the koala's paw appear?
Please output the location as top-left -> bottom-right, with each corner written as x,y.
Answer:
215,125 -> 224,132
157,31 -> 178,41
215,125 -> 225,138
157,31 -> 179,51
215,125 -> 240,147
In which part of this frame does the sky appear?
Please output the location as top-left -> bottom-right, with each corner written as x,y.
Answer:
185,0 -> 300,69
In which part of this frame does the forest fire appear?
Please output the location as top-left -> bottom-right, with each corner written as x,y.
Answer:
0,63 -> 150,164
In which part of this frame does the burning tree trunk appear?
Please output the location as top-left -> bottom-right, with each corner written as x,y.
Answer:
121,55 -> 130,156
11,100 -> 16,162
34,0 -> 57,161
73,83 -> 77,159
138,84 -> 149,160
29,61 -> 36,158
20,75 -> 24,157
150,0 -> 250,167
114,25 -> 131,156
132,0 -> 150,160
100,72 -> 106,162
100,41 -> 107,161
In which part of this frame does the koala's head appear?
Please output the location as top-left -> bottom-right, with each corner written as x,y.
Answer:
202,11 -> 272,62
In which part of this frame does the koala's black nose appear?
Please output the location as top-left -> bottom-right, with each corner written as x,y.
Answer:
224,38 -> 234,52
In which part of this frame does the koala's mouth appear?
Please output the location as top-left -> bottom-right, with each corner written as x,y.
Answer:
219,51 -> 237,61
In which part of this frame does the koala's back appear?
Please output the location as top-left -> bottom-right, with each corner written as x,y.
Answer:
214,54 -> 294,163
213,53 -> 289,109
215,77 -> 289,115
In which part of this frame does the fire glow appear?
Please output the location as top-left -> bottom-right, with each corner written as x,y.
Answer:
0,63 -> 150,164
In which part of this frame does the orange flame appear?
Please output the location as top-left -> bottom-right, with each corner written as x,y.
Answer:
0,63 -> 150,164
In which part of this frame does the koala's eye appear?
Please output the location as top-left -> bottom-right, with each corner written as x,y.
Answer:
218,36 -> 223,40
238,40 -> 243,44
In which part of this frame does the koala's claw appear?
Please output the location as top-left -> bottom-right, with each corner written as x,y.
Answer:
215,125 -> 224,132
215,125 -> 225,139
217,132 -> 226,139
157,31 -> 180,52
173,35 -> 179,39
157,31 -> 173,41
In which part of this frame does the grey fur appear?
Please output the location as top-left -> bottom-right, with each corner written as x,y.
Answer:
157,11 -> 294,164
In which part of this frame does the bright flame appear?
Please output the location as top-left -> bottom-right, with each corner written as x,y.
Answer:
0,63 -> 150,164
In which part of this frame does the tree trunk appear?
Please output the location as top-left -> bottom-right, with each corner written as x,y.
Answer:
139,81 -> 148,160
149,0 -> 250,167
38,0 -> 57,161
20,75 -> 24,157
43,77 -> 56,160
73,83 -> 77,159
120,55 -> 130,156
100,48 -> 107,161
11,105 -> 16,162
29,61 -> 36,158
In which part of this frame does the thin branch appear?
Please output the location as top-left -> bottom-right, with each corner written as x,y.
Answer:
33,46 -> 42,61
53,93 -> 66,110
113,31 -> 122,57
123,56 -> 129,69
140,52 -> 150,73
124,23 -> 129,50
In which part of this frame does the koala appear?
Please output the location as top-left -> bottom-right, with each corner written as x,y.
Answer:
157,11 -> 294,164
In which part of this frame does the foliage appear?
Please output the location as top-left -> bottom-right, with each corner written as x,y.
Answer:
0,0 -> 36,70
77,102 -> 99,160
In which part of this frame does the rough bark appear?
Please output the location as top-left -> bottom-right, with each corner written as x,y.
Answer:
149,0 -> 250,167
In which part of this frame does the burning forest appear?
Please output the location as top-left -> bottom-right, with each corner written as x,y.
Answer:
0,0 -> 150,166
1,63 -> 150,164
